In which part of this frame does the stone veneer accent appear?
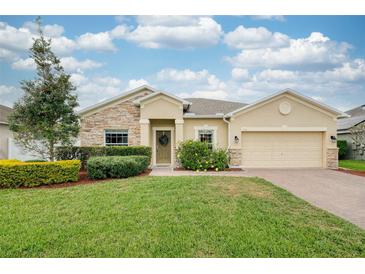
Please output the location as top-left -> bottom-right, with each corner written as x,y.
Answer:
80,90 -> 152,146
326,147 -> 339,169
229,148 -> 242,167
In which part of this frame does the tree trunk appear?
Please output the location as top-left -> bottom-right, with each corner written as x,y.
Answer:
49,141 -> 55,162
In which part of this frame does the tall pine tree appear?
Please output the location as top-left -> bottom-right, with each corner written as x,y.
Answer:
9,17 -> 79,161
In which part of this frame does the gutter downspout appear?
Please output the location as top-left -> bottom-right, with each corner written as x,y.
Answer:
223,115 -> 231,152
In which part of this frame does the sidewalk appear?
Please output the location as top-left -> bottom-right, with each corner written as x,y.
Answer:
150,167 -> 248,176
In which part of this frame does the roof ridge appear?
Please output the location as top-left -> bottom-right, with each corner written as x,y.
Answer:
184,97 -> 247,104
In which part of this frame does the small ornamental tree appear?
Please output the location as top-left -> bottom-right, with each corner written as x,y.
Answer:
8,17 -> 80,161
350,122 -> 365,157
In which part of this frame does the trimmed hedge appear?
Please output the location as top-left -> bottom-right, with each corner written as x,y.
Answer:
337,140 -> 348,159
87,156 -> 149,179
0,160 -> 80,188
56,146 -> 152,168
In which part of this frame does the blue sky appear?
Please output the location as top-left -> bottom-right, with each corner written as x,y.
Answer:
1,15 -> 365,111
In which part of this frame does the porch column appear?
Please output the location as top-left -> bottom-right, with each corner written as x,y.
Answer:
175,119 -> 184,147
139,119 -> 150,146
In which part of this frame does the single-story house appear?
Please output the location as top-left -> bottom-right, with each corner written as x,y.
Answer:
0,104 -> 13,159
0,104 -> 44,161
79,85 -> 347,169
337,104 -> 365,160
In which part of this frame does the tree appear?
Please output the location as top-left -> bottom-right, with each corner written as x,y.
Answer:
9,17 -> 80,161
350,122 -> 365,155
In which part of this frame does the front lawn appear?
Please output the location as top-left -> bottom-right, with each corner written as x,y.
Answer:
339,160 -> 365,171
0,176 -> 364,257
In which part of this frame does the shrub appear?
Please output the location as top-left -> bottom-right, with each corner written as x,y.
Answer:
0,160 -> 80,188
0,159 -> 22,164
337,140 -> 347,159
211,148 -> 229,171
87,156 -> 149,179
24,159 -> 47,163
56,146 -> 152,168
177,140 -> 211,171
177,140 -> 229,171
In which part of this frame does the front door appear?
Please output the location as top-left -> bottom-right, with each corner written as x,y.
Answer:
156,130 -> 171,165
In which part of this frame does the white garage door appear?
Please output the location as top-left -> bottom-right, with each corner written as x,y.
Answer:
241,132 -> 323,168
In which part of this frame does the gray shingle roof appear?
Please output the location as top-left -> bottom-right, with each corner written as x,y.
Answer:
345,105 -> 365,117
0,104 -> 12,124
184,98 -> 247,116
337,114 -> 365,131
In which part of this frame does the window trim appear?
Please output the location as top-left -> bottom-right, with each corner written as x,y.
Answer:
104,129 -> 129,146
194,125 -> 217,149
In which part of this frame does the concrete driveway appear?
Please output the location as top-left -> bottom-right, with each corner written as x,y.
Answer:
245,169 -> 365,229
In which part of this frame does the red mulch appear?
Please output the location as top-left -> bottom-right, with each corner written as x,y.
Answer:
19,169 -> 152,189
337,168 -> 365,177
174,167 -> 242,172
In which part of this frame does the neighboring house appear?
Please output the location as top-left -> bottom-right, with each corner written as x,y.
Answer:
337,105 -> 365,160
0,104 -> 13,159
79,85 -> 347,169
0,104 -> 44,161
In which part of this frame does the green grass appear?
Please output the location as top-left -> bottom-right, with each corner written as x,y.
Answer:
339,160 -> 365,171
0,176 -> 364,258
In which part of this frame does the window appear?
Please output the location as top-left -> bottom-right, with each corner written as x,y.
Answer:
105,129 -> 128,146
198,129 -> 214,150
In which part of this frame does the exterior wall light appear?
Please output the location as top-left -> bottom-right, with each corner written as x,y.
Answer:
330,135 -> 337,143
234,136 -> 239,143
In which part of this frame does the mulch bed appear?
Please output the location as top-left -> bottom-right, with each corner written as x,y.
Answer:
336,168 -> 365,177
19,169 -> 152,189
174,167 -> 242,172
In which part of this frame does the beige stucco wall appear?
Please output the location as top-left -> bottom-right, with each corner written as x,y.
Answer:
229,94 -> 338,168
230,94 -> 337,149
80,88 -> 153,146
149,119 -> 175,146
140,95 -> 183,120
183,118 -> 228,149
0,124 -> 11,159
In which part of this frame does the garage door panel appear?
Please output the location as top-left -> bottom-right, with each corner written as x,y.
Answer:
241,132 -> 323,168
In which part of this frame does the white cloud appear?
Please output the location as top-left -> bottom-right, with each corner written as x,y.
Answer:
157,68 -> 225,89
51,36 -> 78,56
0,48 -> 18,61
94,76 -> 122,87
0,22 -> 33,52
126,17 -> 222,49
157,68 -> 228,100
0,21 -> 77,59
77,32 -> 117,52
310,96 -> 324,102
70,73 -> 87,86
182,89 -> 228,100
136,16 -> 200,27
0,84 -> 17,95
322,59 -> 365,82
251,16 -> 286,22
127,79 -> 149,90
157,68 -> 209,82
60,57 -> 103,72
22,21 -> 65,37
255,69 -> 298,82
231,68 -> 250,81
0,85 -> 23,107
11,58 -> 36,70
109,25 -> 129,39
224,25 -> 289,49
69,74 -> 126,109
228,32 -> 351,70
11,57 -> 103,72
